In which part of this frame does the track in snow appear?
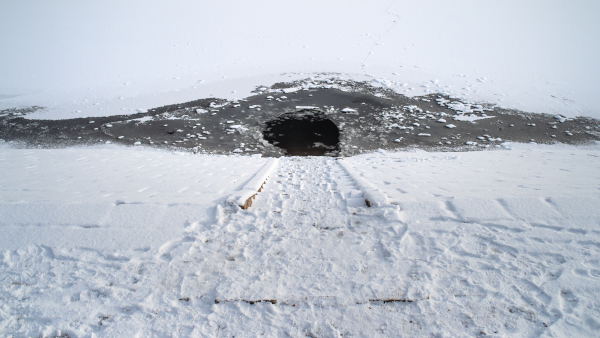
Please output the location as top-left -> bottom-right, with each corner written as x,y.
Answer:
208,157 -> 408,305
250,157 -> 368,229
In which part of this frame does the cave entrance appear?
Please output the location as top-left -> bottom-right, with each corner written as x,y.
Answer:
263,112 -> 340,156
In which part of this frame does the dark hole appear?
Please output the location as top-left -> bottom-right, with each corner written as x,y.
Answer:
263,111 -> 340,156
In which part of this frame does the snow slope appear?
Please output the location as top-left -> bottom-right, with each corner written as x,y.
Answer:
1,0 -> 599,119
2,144 -> 600,337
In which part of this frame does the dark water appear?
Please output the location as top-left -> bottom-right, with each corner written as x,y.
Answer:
263,111 -> 340,156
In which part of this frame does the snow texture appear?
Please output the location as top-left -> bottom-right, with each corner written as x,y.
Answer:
0,148 -> 268,252
2,144 -> 600,337
338,158 -> 389,208
227,158 -> 279,208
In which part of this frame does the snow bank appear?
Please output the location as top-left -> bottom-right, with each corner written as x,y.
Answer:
340,144 -> 600,335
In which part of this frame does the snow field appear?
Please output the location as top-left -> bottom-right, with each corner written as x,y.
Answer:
0,148 -> 272,337
0,148 -> 268,252
2,144 -> 600,337
2,0 -> 600,335
342,144 -> 600,336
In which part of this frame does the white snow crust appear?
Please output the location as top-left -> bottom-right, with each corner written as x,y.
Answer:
0,148 -> 268,252
1,0 -> 599,118
2,144 -> 600,337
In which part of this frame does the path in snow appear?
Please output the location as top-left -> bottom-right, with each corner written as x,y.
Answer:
0,148 -> 267,251
201,156 -> 408,305
141,157 -> 427,337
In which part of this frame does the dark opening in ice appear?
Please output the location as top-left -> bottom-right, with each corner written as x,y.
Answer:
263,111 -> 340,156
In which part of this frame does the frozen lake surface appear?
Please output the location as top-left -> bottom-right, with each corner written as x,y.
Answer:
2,82 -> 599,156
1,1 -> 599,120
1,1 -> 599,336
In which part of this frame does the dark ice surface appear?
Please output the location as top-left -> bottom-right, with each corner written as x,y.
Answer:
1,79 -> 599,156
264,112 -> 340,156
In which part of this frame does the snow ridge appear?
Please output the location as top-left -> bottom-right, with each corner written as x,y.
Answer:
337,157 -> 391,208
226,158 -> 279,209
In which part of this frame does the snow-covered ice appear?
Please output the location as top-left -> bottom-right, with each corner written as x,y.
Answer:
1,0 -> 599,119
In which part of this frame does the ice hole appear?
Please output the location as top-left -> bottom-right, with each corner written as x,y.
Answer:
263,111 -> 340,156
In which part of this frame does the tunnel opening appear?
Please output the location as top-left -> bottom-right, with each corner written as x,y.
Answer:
263,111 -> 340,156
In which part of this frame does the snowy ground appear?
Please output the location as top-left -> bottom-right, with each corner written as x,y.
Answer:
0,147 -> 267,252
1,143 -> 599,337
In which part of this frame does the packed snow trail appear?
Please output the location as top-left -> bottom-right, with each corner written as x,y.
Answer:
191,157 -> 408,306
147,157 -> 426,337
